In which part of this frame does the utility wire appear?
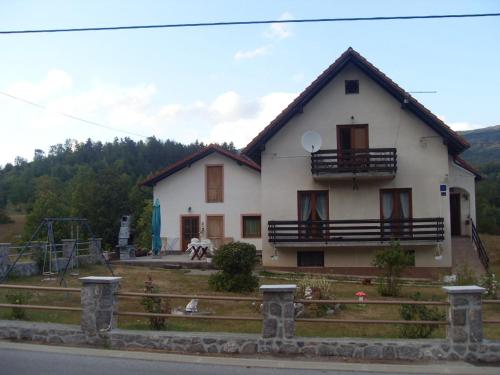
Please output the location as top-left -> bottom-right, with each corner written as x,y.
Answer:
0,12 -> 499,35
0,90 -> 148,138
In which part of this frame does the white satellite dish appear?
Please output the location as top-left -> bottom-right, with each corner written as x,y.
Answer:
301,131 -> 322,153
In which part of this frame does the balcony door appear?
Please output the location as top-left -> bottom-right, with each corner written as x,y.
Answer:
337,125 -> 369,169
297,191 -> 329,240
380,189 -> 412,237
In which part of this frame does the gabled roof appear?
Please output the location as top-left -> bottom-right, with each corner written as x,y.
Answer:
453,156 -> 482,181
141,144 -> 260,187
243,47 -> 470,161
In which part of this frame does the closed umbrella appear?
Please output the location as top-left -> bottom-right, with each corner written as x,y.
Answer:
152,198 -> 162,256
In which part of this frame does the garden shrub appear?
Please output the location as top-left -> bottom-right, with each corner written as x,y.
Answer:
455,264 -> 478,286
479,271 -> 498,298
373,241 -> 412,297
399,292 -> 445,338
0,210 -> 13,224
5,291 -> 32,320
208,242 -> 258,293
141,275 -> 170,330
296,276 -> 336,317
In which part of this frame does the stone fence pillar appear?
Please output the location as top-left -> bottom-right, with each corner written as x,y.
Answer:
89,238 -> 103,264
80,276 -> 121,335
443,286 -> 485,345
260,284 -> 296,339
62,239 -> 76,268
0,243 -> 12,277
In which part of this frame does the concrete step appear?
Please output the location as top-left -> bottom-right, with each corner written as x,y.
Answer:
452,236 -> 486,276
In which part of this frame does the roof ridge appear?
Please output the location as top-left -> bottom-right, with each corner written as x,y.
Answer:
243,47 -> 470,159
141,143 -> 260,186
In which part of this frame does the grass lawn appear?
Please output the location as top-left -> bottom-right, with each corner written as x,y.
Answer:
0,213 -> 26,243
1,264 -> 500,340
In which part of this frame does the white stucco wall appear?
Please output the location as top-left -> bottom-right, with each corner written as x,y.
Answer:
153,152 -> 262,250
448,159 -> 477,236
260,63 -> 454,268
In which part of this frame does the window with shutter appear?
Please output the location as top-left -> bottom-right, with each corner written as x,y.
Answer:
242,215 -> 261,238
206,165 -> 223,202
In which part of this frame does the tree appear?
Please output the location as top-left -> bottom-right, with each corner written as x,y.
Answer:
372,241 -> 412,297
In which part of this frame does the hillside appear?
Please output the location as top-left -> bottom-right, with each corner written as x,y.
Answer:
460,125 -> 500,166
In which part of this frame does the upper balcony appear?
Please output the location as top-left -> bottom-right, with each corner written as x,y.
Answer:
311,148 -> 397,180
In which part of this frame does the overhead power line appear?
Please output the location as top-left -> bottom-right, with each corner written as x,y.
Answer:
0,12 -> 499,35
0,90 -> 149,138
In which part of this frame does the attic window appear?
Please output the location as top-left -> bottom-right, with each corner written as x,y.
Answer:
345,80 -> 359,94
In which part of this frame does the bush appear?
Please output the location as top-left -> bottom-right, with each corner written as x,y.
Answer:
208,242 -> 258,293
296,276 -> 336,317
455,264 -> 478,286
5,291 -> 32,320
140,275 -> 170,330
480,272 -> 498,298
373,241 -> 412,297
0,210 -> 13,224
399,292 -> 445,338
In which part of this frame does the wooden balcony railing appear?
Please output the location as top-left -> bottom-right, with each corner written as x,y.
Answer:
311,148 -> 397,176
268,218 -> 444,244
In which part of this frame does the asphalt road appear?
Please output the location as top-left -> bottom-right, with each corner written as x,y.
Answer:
0,341 -> 496,375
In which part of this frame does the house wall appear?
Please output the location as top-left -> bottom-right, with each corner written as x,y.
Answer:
261,63 -> 453,271
448,159 -> 477,237
153,153 -> 262,250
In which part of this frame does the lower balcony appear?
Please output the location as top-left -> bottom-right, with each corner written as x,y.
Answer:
268,218 -> 444,247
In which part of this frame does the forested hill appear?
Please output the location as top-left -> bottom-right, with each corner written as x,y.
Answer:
1,125 -> 500,248
0,137 -> 235,247
460,125 -> 500,166
459,125 -> 500,235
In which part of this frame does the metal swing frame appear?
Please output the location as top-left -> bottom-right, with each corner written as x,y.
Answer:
0,217 -> 114,286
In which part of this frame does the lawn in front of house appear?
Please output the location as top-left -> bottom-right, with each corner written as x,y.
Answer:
1,264 -> 499,339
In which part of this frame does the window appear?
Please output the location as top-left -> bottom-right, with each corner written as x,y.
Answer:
380,188 -> 412,237
242,215 -> 261,238
297,251 -> 324,267
345,80 -> 359,94
298,191 -> 329,240
206,165 -> 223,202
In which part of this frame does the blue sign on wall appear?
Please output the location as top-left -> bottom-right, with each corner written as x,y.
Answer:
440,184 -> 447,197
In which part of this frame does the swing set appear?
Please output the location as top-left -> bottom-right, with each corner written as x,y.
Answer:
0,217 -> 113,286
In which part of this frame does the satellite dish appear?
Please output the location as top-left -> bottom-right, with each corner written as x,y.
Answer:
301,131 -> 322,153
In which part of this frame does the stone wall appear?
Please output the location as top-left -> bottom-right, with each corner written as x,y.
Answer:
1,277 -> 500,363
0,320 -> 499,362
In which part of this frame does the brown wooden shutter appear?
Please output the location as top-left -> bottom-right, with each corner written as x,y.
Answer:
207,215 -> 224,248
206,165 -> 223,202
352,126 -> 368,149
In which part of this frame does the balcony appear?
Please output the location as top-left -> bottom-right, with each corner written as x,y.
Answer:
268,218 -> 444,247
311,148 -> 397,180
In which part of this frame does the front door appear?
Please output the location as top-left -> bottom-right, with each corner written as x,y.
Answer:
181,216 -> 199,251
450,193 -> 461,236
298,191 -> 329,240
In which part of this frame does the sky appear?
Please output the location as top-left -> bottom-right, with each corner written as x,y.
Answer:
0,0 -> 499,165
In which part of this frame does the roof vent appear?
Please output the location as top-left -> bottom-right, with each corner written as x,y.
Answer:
345,80 -> 359,94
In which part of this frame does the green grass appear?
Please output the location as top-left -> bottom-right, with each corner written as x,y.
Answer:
1,264 -> 499,339
1,231 -> 500,339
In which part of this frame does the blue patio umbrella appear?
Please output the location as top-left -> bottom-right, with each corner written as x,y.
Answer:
152,198 -> 162,256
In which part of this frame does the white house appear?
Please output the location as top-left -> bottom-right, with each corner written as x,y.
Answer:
142,145 -> 262,252
142,48 -> 485,278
